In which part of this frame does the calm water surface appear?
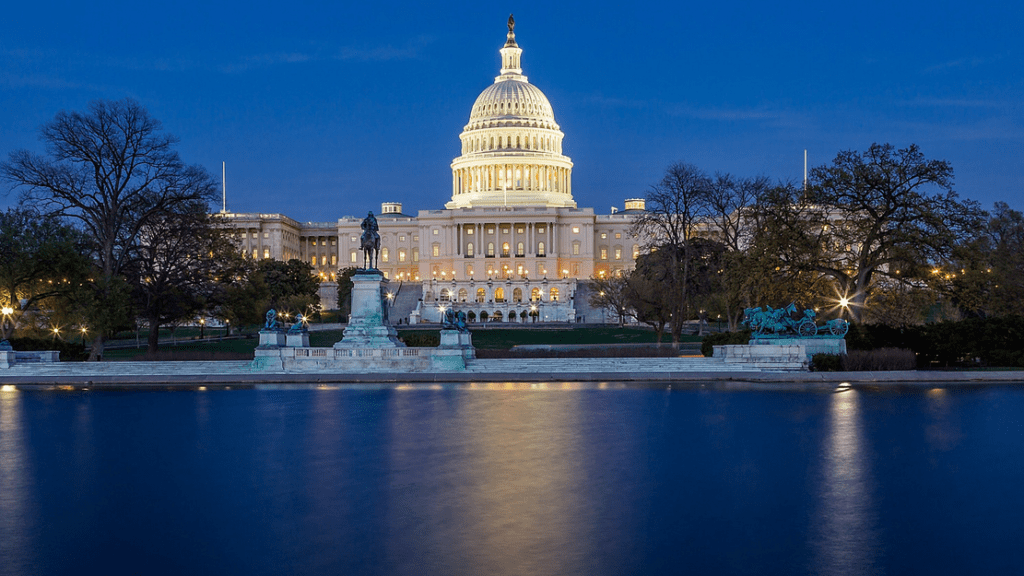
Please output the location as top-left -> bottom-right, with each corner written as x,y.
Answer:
2,383 -> 1023,576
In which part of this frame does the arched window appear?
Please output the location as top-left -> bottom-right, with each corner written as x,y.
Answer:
537,241 -> 545,256
467,242 -> 474,257
550,287 -> 560,302
513,288 -> 523,302
494,311 -> 504,322
501,242 -> 510,257
494,287 -> 505,302
399,249 -> 406,263
516,242 -> 524,257
476,288 -> 486,303
479,311 -> 489,322
572,241 -> 580,255
440,288 -> 451,302
458,289 -> 468,302
633,245 -> 640,259
531,287 -> 541,301
468,311 -> 477,322
381,247 -> 389,263
487,242 -> 495,257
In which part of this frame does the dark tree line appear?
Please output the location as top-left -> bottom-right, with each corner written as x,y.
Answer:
1,99 -> 321,357
592,144 -> 999,337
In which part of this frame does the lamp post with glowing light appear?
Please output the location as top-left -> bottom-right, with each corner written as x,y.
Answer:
199,317 -> 205,340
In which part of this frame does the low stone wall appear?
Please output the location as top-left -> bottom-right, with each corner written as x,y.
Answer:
1,350 -> 60,369
714,344 -> 809,371
252,337 -> 475,373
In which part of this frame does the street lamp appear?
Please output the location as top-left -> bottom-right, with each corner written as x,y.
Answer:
199,317 -> 205,340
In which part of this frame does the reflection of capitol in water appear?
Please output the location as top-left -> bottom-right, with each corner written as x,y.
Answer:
218,18 -> 643,322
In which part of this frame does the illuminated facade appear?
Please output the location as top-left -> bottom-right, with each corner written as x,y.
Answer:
219,19 -> 643,322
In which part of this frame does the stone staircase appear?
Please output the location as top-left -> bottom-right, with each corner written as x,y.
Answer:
1,356 -> 764,381
464,357 -> 761,373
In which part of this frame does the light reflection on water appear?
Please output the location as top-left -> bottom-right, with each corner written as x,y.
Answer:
810,389 -> 879,575
1,384 -> 1023,576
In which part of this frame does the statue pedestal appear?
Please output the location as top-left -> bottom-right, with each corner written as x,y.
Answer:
258,330 -> 286,348
334,270 -> 404,348
286,332 -> 310,347
439,329 -> 476,359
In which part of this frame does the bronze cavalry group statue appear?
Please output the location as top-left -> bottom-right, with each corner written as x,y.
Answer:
742,303 -> 849,338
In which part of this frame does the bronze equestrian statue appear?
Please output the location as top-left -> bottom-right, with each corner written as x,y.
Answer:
360,211 -> 380,270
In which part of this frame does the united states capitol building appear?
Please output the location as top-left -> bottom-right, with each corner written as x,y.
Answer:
219,18 -> 643,323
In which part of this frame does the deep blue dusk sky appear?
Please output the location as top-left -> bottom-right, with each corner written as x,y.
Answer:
2,1 -> 1021,221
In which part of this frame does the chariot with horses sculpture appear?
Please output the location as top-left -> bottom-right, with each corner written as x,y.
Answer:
742,303 -> 849,338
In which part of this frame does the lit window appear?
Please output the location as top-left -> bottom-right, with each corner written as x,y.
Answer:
601,248 -> 608,260
538,227 -> 545,234
516,226 -> 525,234
433,229 -> 439,235
476,288 -> 486,303
550,287 -> 560,302
350,251 -> 357,263
633,245 -> 639,259
572,242 -> 580,255
432,244 -> 440,257
331,255 -> 337,265
502,242 -> 510,257
501,227 -> 510,234
263,248 -> 270,259
413,236 -> 419,242
601,232 -> 607,239
381,248 -> 389,263
311,256 -> 317,266
252,232 -> 258,239
467,243 -> 475,257
321,255 -> 327,265
495,287 -> 505,302
263,232 -> 269,239
399,235 -> 406,242
466,228 -> 474,235
487,227 -> 495,235
615,233 -> 621,239
487,243 -> 495,256
516,242 -> 524,256
572,226 -> 580,234
615,248 -> 621,260
537,242 -> 545,256
399,250 -> 406,262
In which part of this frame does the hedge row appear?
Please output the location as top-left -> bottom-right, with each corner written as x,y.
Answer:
3,337 -> 89,362
706,316 -> 1024,368
846,316 -> 1024,368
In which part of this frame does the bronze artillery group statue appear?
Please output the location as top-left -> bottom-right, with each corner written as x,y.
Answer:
742,303 -> 849,338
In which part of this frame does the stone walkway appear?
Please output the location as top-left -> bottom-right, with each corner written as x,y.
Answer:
1,356 -> 1022,386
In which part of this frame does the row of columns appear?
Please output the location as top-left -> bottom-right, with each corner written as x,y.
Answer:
453,164 -> 570,196
446,221 -> 559,257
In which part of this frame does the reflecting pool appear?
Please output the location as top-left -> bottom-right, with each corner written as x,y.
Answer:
2,383 -> 1023,575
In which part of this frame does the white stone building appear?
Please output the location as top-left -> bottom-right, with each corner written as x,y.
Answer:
218,19 -> 643,323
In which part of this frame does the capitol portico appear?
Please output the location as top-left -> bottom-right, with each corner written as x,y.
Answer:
219,17 -> 644,324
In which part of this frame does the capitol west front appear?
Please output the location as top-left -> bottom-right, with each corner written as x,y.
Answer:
220,19 -> 643,323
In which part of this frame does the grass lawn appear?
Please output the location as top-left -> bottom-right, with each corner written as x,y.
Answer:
100,326 -> 694,359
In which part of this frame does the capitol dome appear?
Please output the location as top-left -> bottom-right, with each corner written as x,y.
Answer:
448,16 -> 575,209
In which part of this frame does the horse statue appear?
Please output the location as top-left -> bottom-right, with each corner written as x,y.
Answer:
360,211 -> 381,270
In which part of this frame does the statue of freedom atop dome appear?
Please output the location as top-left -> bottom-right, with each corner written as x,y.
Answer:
360,211 -> 380,270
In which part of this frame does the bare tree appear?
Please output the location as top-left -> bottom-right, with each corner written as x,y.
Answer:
2,99 -> 216,359
630,163 -> 713,341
